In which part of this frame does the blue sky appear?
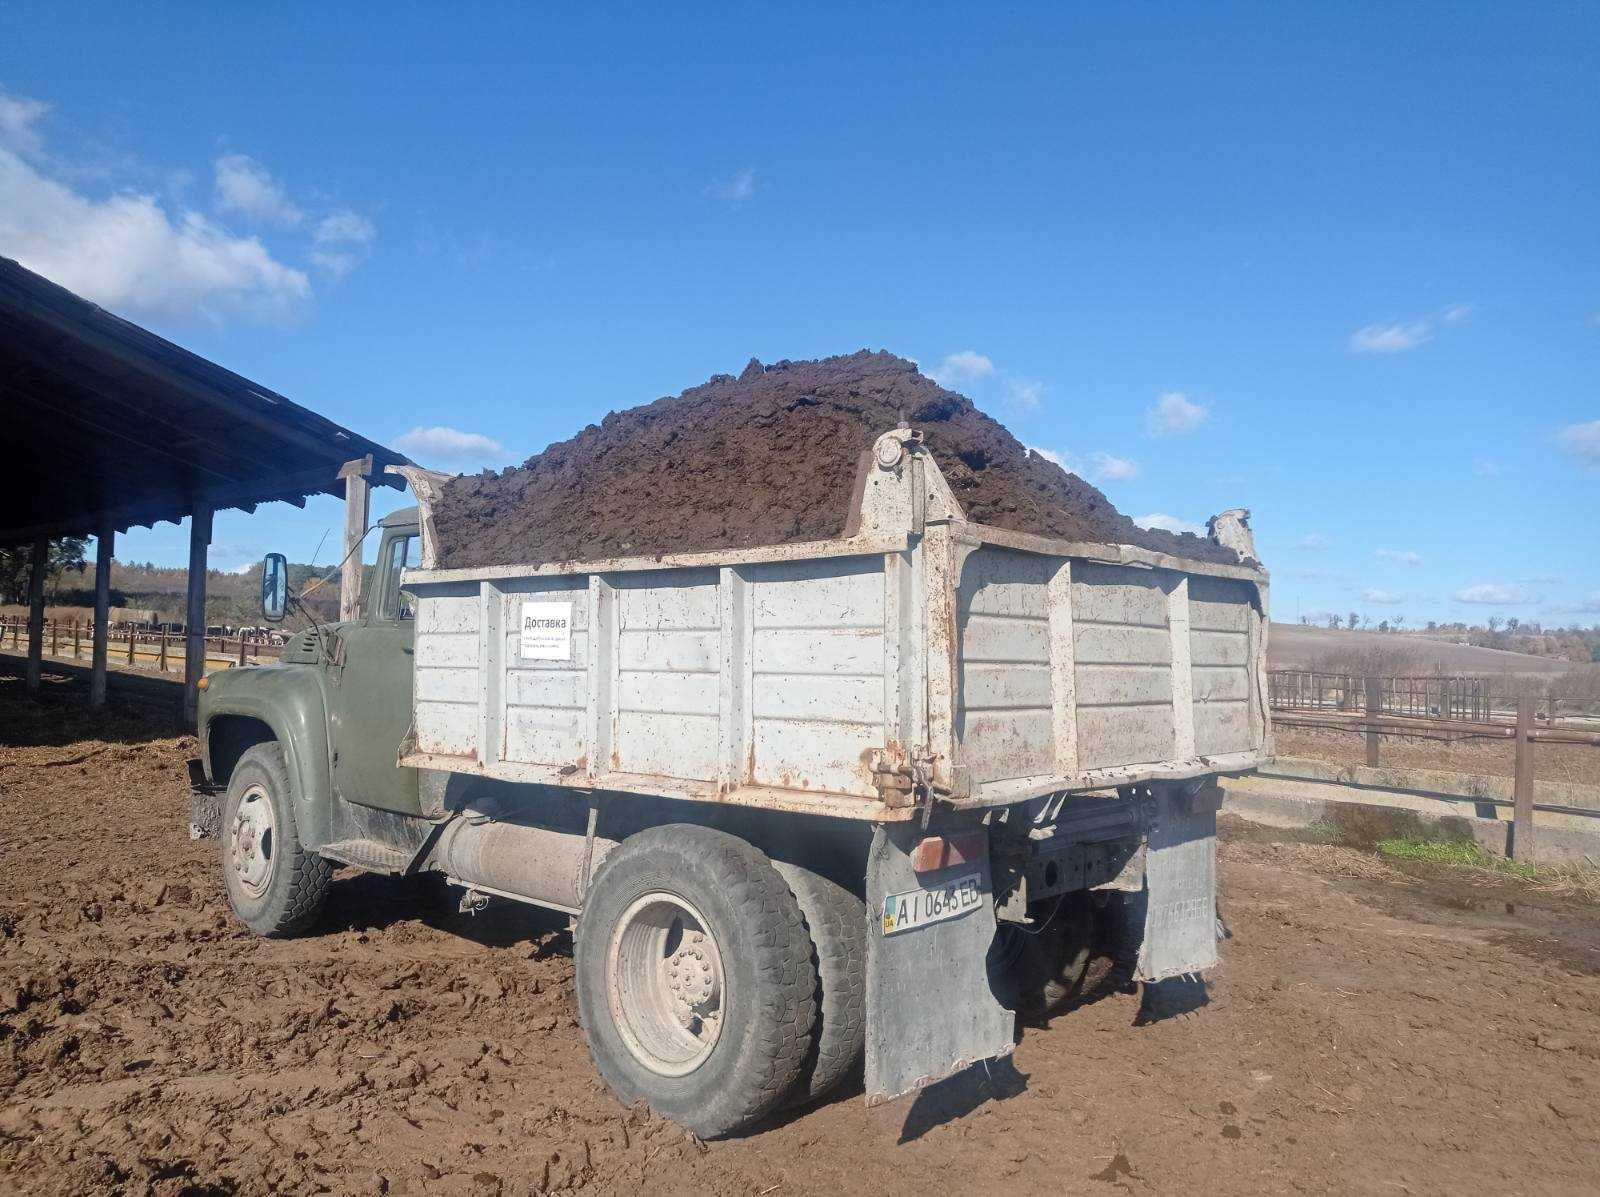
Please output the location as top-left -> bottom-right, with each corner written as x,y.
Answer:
2,4 -> 1596,626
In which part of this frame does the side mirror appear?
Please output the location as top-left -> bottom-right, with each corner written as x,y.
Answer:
262,553 -> 288,622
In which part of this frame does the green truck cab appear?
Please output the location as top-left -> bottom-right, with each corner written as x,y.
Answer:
193,508 -> 424,863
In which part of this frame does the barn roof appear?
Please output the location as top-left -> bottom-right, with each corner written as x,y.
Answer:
0,255 -> 408,544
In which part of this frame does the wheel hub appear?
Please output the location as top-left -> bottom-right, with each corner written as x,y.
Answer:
227,784 -> 276,899
608,893 -> 727,1076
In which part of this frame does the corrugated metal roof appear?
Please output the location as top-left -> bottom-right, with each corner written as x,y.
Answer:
0,255 -> 409,543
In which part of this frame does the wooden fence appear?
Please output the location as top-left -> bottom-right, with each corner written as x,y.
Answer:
0,616 -> 283,673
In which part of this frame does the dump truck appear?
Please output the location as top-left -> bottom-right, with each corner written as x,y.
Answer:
191,427 -> 1270,1137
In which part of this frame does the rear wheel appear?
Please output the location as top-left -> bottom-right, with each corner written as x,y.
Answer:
574,825 -> 817,1138
220,743 -> 331,937
773,862 -> 866,1107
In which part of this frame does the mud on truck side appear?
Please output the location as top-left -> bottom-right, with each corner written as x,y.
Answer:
192,431 -> 1269,1138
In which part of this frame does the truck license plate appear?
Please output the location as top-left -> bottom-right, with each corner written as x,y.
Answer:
881,873 -> 982,936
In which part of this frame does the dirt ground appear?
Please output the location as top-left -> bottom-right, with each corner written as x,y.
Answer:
432,351 -> 1239,570
3,681 -> 1599,1195
1275,724 -> 1600,790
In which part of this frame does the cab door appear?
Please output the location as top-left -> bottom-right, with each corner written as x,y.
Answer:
327,527 -> 422,815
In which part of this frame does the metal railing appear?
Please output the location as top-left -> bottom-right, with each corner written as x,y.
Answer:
1267,670 -> 1598,724
1267,670 -> 1600,861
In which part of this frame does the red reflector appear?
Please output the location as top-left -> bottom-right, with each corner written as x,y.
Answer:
911,831 -> 987,874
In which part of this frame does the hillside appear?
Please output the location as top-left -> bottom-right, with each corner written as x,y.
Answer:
1269,623 -> 1580,676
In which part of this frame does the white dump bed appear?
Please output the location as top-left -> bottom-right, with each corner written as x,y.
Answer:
399,431 -> 1270,822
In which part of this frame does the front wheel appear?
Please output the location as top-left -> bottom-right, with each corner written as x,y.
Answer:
574,825 -> 817,1138
220,743 -> 331,937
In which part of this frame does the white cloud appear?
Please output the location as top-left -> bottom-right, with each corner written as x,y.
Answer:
1296,533 -> 1331,551
1005,378 -> 1044,411
1374,549 -> 1422,566
1475,459 -> 1501,478
1087,451 -> 1139,482
0,89 -> 50,157
1526,573 -> 1564,585
1349,302 -> 1476,355
1,144 -> 310,322
1349,321 -> 1433,354
1135,512 -> 1205,537
1026,446 -> 1139,484
1454,583 -> 1542,605
310,207 -> 377,278
1363,589 -> 1410,605
706,167 -> 756,202
393,425 -> 509,471
1557,420 -> 1600,471
214,154 -> 303,227
1145,391 -> 1209,437
929,350 -> 995,388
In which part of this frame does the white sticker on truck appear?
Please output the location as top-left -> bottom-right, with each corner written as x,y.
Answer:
518,601 -> 572,660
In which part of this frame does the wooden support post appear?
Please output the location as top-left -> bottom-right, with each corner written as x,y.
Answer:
50,618 -> 58,656
24,536 -> 47,693
237,634 -> 247,667
91,526 -> 112,706
73,620 -> 81,660
1364,675 -> 1382,767
127,624 -> 135,665
184,504 -> 213,725
159,630 -> 168,671
1512,696 -> 1536,862
339,455 -> 375,623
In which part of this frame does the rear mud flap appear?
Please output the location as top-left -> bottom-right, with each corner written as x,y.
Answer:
1136,787 -> 1219,983
863,824 -> 1014,1106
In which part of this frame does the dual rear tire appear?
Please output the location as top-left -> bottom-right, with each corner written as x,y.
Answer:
574,826 -> 867,1138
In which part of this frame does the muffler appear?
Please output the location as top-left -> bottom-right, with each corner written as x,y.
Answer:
433,809 -> 618,914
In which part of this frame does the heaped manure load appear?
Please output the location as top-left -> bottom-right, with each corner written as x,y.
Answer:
401,355 -> 1270,819
427,351 -> 1245,571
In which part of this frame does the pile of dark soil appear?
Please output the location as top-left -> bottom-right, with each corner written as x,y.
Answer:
432,351 -> 1241,569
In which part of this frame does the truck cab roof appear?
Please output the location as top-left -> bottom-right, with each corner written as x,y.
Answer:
380,505 -> 420,529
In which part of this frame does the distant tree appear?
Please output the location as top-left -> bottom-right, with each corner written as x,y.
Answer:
1506,617 -> 1520,635
1488,615 -> 1502,633
1347,612 -> 1360,630
1392,614 -> 1405,631
0,537 -> 88,605
1426,620 -> 1437,632
1326,614 -> 1340,630
1378,620 -> 1390,633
